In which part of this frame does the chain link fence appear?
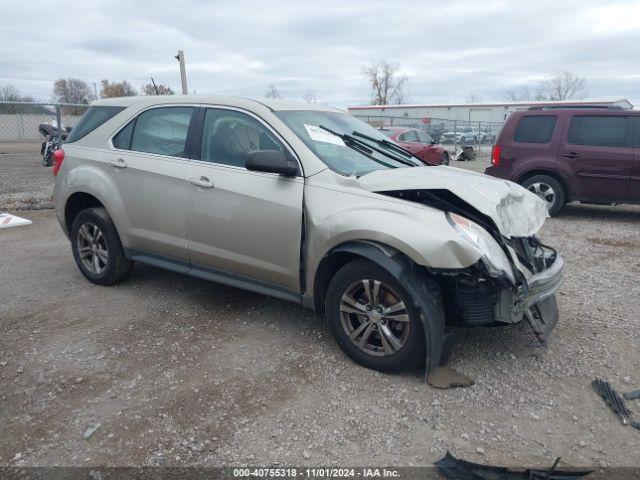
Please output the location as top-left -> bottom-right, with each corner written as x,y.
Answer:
0,102 -> 89,155
352,114 -> 505,158
0,102 -> 503,159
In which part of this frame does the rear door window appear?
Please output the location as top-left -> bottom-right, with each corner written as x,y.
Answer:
129,107 -> 194,157
513,115 -> 557,143
416,130 -> 434,144
568,115 -> 629,147
399,130 -> 418,142
65,106 -> 124,143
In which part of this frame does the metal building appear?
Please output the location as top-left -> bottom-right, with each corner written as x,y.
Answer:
348,99 -> 633,126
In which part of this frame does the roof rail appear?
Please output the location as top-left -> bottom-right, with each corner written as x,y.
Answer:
527,105 -> 626,111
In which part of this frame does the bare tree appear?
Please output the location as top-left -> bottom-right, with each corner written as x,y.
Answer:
265,85 -> 281,99
0,84 -> 40,113
302,90 -> 316,103
363,60 -> 408,105
100,80 -> 137,98
537,71 -> 588,101
506,72 -> 587,103
53,78 -> 92,114
505,85 -> 532,102
0,84 -> 23,102
466,92 -> 482,104
141,83 -> 175,96
53,79 -> 92,104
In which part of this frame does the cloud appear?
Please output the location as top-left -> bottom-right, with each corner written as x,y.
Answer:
1,0 -> 639,107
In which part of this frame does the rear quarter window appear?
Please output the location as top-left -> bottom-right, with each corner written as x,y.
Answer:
513,115 -> 557,144
64,106 -> 125,143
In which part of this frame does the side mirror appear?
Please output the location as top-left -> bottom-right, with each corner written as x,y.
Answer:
246,150 -> 298,176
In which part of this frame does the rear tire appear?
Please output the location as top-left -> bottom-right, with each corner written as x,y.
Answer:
70,207 -> 133,285
521,174 -> 565,216
325,259 -> 427,372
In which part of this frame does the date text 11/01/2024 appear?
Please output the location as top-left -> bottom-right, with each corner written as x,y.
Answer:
233,468 -> 400,477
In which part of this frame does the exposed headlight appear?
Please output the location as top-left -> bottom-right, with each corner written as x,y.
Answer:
447,212 -> 515,283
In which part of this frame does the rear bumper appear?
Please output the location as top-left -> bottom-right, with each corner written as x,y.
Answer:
484,165 -> 503,178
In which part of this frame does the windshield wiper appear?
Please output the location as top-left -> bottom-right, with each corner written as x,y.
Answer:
317,125 -> 398,170
351,131 -> 422,165
319,125 -> 418,168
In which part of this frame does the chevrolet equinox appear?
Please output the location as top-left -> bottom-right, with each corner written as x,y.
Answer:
54,96 -> 564,376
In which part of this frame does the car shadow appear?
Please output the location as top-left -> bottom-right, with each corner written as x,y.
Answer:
557,203 -> 640,222
124,263 -> 546,382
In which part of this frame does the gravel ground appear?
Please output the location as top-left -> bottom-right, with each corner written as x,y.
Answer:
1,149 -> 639,470
0,152 -> 53,208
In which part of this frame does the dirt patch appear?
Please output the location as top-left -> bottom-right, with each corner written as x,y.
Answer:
587,237 -> 638,250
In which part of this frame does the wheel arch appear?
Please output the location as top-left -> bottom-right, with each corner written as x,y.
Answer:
312,240 -> 445,379
64,192 -> 106,233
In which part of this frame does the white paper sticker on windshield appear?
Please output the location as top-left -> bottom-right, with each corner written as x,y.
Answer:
304,124 -> 345,146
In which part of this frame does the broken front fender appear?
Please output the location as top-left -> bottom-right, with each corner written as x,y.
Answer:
358,166 -> 549,238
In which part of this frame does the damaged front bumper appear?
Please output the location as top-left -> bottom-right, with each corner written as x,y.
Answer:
442,243 -> 564,342
495,253 -> 564,341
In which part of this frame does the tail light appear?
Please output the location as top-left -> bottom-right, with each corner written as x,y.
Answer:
491,145 -> 502,166
52,149 -> 65,176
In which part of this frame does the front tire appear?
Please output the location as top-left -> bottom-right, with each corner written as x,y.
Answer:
325,259 -> 427,372
70,207 -> 134,285
440,152 -> 450,165
521,174 -> 565,216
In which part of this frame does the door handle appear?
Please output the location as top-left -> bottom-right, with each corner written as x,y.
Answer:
189,176 -> 214,189
562,152 -> 581,159
109,158 -> 127,168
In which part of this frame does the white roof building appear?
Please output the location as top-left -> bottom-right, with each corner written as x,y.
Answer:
348,99 -> 634,126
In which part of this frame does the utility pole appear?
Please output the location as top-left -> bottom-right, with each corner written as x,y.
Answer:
174,50 -> 188,94
93,82 -> 98,100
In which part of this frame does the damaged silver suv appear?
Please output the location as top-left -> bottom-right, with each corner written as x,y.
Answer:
54,96 -> 564,377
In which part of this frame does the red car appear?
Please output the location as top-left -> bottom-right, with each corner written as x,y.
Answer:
378,127 -> 450,165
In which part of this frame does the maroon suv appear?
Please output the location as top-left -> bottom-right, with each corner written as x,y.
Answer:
485,106 -> 640,215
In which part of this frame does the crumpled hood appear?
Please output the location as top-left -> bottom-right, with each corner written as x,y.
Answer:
358,166 -> 549,238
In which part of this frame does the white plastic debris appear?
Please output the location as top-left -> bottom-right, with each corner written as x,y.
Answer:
83,422 -> 102,439
0,213 -> 32,229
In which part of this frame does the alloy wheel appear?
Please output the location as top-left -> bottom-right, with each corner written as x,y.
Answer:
527,182 -> 556,208
77,222 -> 109,274
339,279 -> 410,357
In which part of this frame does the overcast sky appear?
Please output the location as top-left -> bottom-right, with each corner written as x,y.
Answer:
2,0 -> 639,108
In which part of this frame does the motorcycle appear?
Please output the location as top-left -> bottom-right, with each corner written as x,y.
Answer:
39,123 -> 71,167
